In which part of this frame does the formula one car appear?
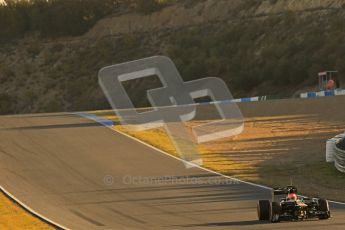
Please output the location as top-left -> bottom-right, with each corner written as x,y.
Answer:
257,186 -> 331,222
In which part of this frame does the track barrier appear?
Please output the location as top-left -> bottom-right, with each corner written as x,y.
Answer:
326,133 -> 345,173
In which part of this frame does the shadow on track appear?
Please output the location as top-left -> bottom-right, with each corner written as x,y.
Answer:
178,220 -> 267,227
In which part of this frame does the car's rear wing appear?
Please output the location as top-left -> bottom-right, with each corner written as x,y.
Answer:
273,188 -> 288,195
272,186 -> 297,199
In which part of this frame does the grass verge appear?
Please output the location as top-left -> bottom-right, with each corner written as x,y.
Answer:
0,191 -> 53,230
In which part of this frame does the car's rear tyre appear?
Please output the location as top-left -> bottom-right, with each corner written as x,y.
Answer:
269,201 -> 281,223
318,199 -> 331,220
257,200 -> 270,221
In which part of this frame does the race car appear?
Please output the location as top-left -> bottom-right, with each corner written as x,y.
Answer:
257,186 -> 331,222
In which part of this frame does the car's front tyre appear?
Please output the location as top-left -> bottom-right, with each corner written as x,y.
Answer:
318,199 -> 331,220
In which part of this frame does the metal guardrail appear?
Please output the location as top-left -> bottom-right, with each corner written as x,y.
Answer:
326,133 -> 345,173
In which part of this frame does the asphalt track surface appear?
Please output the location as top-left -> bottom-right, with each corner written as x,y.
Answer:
0,110 -> 345,229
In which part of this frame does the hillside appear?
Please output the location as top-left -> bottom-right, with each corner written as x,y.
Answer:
1,0 -> 345,114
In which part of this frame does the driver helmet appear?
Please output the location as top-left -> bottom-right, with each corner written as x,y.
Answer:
287,188 -> 297,200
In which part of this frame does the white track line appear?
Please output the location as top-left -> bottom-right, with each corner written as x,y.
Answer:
76,112 -> 269,189
1,111 -> 341,230
0,185 -> 69,230
76,112 -> 345,206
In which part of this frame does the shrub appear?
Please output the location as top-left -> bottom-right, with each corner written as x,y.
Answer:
0,93 -> 15,114
0,0 -> 120,41
136,0 -> 167,14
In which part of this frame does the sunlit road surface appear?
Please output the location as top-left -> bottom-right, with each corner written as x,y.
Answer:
0,113 -> 344,229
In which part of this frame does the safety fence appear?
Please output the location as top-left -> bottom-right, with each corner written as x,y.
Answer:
235,88 -> 344,103
326,133 -> 345,173
231,95 -> 277,103
301,89 -> 345,99
196,95 -> 281,105
202,89 -> 345,104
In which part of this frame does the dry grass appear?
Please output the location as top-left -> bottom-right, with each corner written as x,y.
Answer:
0,192 -> 53,230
